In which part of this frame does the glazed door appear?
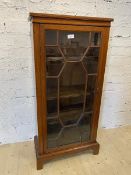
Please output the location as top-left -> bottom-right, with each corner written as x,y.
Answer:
42,25 -> 102,150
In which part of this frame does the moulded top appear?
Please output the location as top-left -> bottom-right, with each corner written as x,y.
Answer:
30,13 -> 113,27
30,13 -> 113,22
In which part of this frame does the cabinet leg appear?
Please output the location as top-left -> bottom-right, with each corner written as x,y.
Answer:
93,143 -> 100,155
37,159 -> 43,170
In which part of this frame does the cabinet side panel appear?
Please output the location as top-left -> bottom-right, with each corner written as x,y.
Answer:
39,24 -> 47,152
33,23 -> 44,154
91,27 -> 110,140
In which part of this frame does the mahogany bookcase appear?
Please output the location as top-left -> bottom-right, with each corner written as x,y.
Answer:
30,13 -> 113,170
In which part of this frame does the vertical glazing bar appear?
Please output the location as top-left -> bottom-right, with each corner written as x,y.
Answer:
57,78 -> 60,117
82,62 -> 88,113
57,30 -> 60,118
89,32 -> 92,46
57,30 -> 59,45
82,32 -> 92,112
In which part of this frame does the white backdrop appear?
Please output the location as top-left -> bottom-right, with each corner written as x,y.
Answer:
0,0 -> 131,144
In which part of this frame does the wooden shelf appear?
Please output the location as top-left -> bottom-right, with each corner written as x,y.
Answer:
47,57 -> 64,62
60,85 -> 85,98
46,56 -> 99,63
47,85 -> 94,100
45,45 -> 100,48
47,56 -> 81,62
47,109 -> 93,120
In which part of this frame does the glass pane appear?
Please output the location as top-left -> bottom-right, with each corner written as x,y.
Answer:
45,30 -> 57,45
45,30 -> 101,149
59,31 -> 90,61
47,118 -> 62,148
46,46 -> 64,76
54,113 -> 91,146
57,126 -> 81,146
78,113 -> 91,142
59,109 -> 82,126
46,78 -> 58,115
91,32 -> 101,46
83,47 -> 100,74
85,76 -> 97,112
60,62 -> 85,111
87,76 -> 96,92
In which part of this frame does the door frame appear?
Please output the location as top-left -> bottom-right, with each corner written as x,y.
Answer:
37,23 -> 110,153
